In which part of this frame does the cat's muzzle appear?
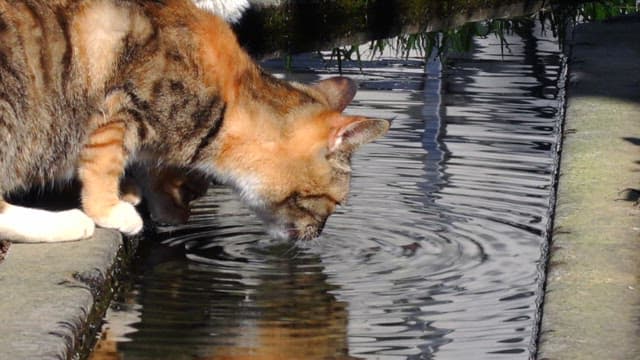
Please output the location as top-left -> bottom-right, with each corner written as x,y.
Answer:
287,219 -> 327,241
267,217 -> 328,242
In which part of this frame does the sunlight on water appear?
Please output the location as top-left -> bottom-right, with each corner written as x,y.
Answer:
91,19 -> 564,360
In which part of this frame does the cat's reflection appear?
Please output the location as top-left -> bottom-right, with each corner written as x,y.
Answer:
91,239 -> 358,360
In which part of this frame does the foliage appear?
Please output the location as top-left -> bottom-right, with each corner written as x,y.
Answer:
540,0 -> 638,45
316,0 -> 638,73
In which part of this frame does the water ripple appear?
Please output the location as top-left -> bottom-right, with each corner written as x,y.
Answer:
91,20 -> 563,360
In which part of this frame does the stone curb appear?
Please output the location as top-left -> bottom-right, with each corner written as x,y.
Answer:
537,17 -> 640,360
0,230 -> 131,360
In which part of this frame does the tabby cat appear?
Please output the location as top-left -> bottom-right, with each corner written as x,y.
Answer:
0,0 -> 389,243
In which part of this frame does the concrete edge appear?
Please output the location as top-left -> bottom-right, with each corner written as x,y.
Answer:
0,230 -> 136,360
537,17 -> 640,360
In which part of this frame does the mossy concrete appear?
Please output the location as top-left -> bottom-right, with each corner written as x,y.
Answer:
0,230 -> 130,360
537,17 -> 640,360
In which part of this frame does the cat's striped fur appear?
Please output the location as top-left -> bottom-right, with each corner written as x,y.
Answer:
0,0 -> 389,242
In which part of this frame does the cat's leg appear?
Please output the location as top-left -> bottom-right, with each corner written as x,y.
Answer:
129,165 -> 210,225
0,198 -> 95,242
79,119 -> 143,235
120,175 -> 142,206
149,167 -> 209,225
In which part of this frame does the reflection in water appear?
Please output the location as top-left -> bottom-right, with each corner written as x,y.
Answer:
91,18 -> 564,360
93,235 -> 354,360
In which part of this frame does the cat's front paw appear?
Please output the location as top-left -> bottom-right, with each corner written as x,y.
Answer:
59,209 -> 96,241
0,207 -> 95,243
93,201 -> 143,235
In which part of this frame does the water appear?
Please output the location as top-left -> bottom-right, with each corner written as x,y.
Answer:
90,19 -> 565,360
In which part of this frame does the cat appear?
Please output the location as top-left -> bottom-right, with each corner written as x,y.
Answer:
0,0 -> 389,243
125,0 -> 249,225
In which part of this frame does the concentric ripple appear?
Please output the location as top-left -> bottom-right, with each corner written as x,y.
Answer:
91,19 -> 564,360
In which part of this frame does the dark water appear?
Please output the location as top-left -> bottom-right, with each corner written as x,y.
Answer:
91,19 -> 565,360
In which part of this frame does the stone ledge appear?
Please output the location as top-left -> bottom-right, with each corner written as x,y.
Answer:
0,229 -> 132,360
537,16 -> 640,360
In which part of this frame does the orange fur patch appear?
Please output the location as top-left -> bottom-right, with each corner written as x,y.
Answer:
190,11 -> 256,103
11,3 -> 46,93
70,0 -> 152,91
79,118 -> 128,217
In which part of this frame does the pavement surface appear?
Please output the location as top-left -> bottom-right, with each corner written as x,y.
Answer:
0,230 -> 130,360
537,17 -> 640,360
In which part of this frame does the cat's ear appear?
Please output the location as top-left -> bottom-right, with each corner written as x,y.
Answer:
329,116 -> 390,153
313,77 -> 357,112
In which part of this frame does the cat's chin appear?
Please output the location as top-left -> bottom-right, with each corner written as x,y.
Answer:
267,226 -> 298,242
266,222 -> 323,242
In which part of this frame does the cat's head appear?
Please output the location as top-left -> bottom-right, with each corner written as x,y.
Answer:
209,76 -> 389,241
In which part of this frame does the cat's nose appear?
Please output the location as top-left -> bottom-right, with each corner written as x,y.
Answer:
287,227 -> 300,240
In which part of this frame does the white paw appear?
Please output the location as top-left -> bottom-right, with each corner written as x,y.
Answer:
54,209 -> 96,241
121,192 -> 142,206
94,201 -> 143,235
120,177 -> 142,206
0,206 -> 95,243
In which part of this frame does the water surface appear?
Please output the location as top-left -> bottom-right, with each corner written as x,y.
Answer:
91,18 -> 564,360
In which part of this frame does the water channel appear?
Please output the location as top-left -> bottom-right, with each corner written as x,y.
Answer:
89,8 -> 569,360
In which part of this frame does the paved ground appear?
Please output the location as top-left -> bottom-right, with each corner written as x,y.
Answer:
537,17 -> 640,360
0,230 -> 130,360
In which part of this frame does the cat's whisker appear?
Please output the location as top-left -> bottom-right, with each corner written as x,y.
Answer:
282,241 -> 300,257
309,237 -> 323,252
